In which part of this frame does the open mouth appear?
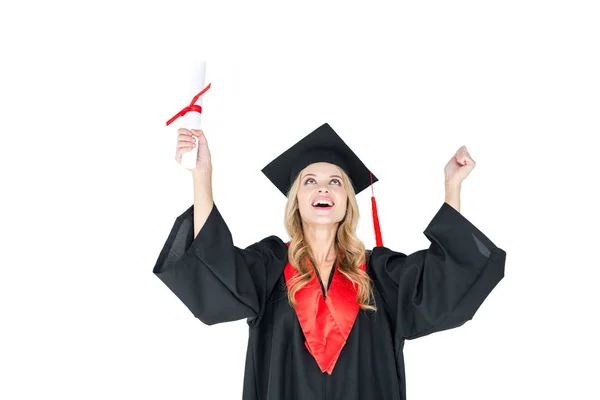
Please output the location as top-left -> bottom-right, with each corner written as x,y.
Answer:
311,199 -> 334,209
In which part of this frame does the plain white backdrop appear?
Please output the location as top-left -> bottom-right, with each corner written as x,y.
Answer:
1,1 -> 599,399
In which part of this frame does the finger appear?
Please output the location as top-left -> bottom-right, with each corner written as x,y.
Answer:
177,146 -> 195,155
178,138 -> 196,146
177,142 -> 196,151
178,133 -> 197,144
177,128 -> 193,136
456,146 -> 472,165
175,146 -> 196,162
461,156 -> 475,166
190,129 -> 204,137
175,146 -> 195,160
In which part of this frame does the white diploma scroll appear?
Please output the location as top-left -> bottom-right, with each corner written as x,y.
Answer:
174,60 -> 207,170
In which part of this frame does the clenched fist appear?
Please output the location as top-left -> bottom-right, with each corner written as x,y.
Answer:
175,128 -> 212,173
444,145 -> 475,187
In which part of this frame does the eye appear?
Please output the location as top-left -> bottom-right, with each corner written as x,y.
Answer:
304,178 -> 342,185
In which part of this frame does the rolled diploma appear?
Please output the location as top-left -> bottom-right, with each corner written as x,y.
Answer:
175,60 -> 206,170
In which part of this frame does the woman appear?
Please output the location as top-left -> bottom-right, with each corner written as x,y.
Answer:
153,122 -> 506,400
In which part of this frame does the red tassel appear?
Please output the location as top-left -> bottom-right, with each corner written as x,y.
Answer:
370,172 -> 383,247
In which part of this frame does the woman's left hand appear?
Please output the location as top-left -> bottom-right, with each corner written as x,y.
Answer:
444,145 -> 476,187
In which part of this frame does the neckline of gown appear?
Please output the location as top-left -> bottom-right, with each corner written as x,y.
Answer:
311,260 -> 336,299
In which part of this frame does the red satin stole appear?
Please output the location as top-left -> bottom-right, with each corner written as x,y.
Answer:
283,243 -> 366,374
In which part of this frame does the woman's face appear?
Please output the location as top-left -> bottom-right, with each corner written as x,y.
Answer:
296,162 -> 348,226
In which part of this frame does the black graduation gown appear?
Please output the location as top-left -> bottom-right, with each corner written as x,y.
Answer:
153,202 -> 506,400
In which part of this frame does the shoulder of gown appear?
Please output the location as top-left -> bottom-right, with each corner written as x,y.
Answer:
367,201 -> 506,340
153,202 -> 288,326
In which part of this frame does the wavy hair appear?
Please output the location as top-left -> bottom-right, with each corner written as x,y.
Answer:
284,166 -> 377,311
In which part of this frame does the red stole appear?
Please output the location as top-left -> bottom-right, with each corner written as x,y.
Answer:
283,242 -> 366,374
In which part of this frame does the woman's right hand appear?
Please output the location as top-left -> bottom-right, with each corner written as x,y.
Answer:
175,128 -> 212,173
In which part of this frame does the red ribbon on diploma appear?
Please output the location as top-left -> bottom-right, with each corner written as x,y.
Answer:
166,82 -> 212,126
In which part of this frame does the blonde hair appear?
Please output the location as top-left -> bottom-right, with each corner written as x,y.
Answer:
284,166 -> 377,311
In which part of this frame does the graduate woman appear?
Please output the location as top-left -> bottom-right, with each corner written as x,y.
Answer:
153,122 -> 506,400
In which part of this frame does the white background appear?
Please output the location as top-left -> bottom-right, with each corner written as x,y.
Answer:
1,1 -> 599,399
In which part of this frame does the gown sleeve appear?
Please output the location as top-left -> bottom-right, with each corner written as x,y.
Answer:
370,202 -> 506,340
152,202 -> 287,326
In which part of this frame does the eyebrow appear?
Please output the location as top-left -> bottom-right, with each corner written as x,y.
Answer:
302,173 -> 342,180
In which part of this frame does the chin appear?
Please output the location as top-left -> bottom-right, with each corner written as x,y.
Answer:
308,214 -> 345,225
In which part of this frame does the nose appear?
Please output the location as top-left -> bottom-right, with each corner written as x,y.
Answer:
317,186 -> 330,193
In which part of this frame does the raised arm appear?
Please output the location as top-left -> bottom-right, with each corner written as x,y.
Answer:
153,128 -> 287,325
371,202 -> 506,339
191,167 -> 214,238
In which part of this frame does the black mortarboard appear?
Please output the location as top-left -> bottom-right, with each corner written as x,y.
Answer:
261,122 -> 383,246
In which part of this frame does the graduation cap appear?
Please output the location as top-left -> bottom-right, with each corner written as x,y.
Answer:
261,122 -> 383,247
